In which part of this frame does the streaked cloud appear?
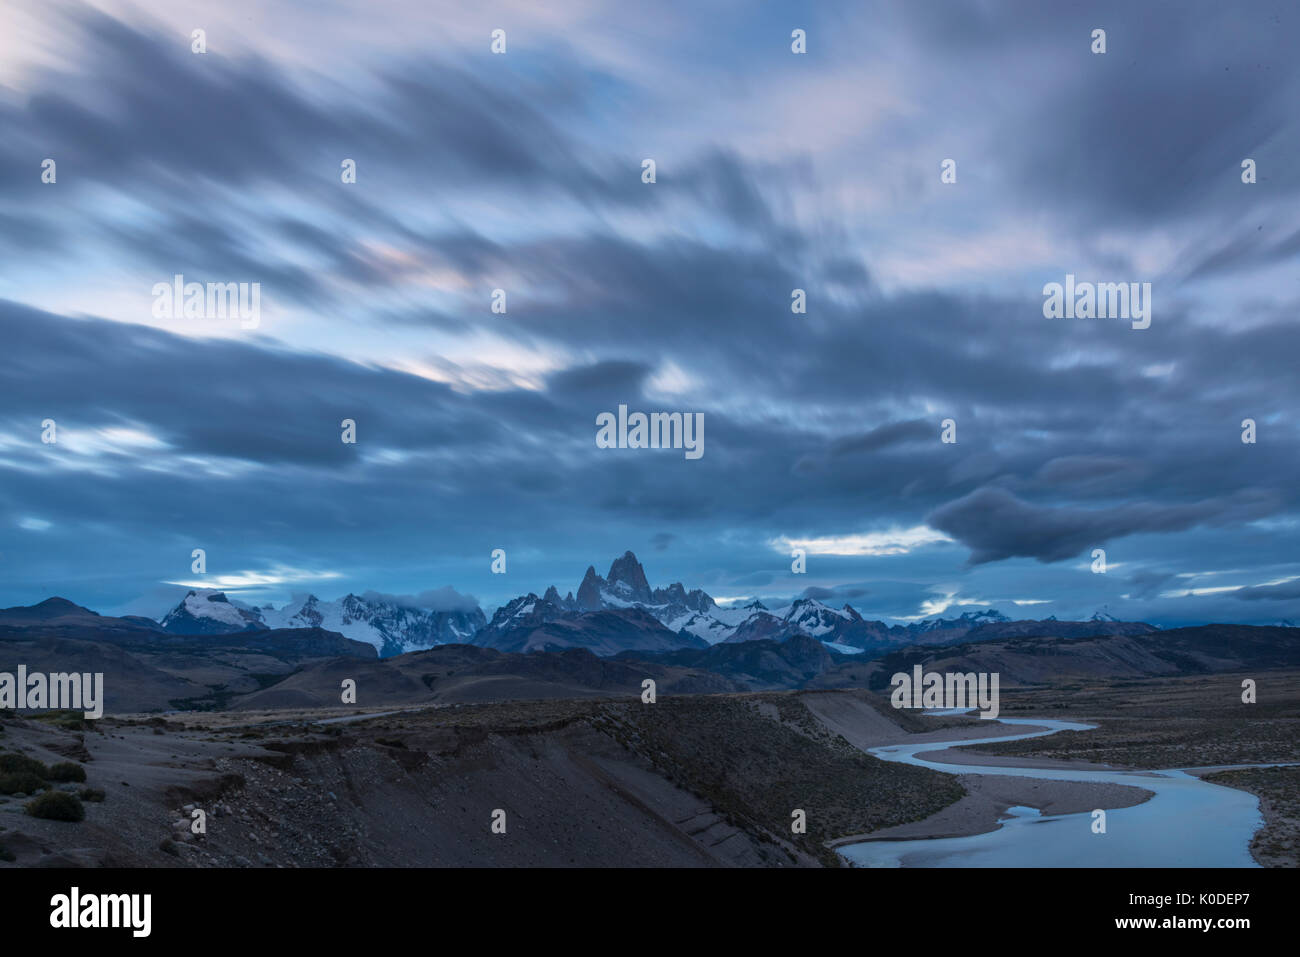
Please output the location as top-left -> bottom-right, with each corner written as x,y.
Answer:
0,1 -> 1296,629
771,527 -> 952,557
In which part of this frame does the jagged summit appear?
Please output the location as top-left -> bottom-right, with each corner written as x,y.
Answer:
562,552 -> 713,616
479,551 -> 719,654
606,551 -> 652,603
576,566 -> 603,610
477,553 -> 1161,658
155,551 -> 1160,661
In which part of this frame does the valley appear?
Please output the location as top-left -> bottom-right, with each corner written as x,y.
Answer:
0,672 -> 1295,868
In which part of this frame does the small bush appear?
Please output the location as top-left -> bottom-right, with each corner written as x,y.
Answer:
0,772 -> 47,795
31,711 -> 85,732
0,753 -> 48,777
78,787 -> 107,803
25,791 -> 84,822
46,762 -> 86,783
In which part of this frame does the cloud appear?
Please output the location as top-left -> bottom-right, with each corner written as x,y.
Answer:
1126,569 -> 1177,600
828,419 -> 931,456
359,586 -> 481,612
771,527 -> 952,557
1232,578 -> 1300,601
799,585 -> 870,602
649,532 -> 676,552
164,566 -> 344,590
1034,456 -> 1147,489
928,487 -> 1282,565
1,1 -> 1297,630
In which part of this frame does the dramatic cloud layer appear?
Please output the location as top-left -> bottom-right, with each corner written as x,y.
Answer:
0,0 -> 1297,627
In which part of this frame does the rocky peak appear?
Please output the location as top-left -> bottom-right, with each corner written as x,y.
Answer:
576,566 -> 605,610
656,582 -> 688,603
605,551 -> 652,603
651,582 -> 714,613
684,588 -> 715,613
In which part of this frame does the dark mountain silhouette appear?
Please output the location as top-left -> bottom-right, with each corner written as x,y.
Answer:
866,625 -> 1300,690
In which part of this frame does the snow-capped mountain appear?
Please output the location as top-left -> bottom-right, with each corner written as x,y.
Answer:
671,610 -> 743,644
708,600 -> 1155,651
714,599 -> 991,650
784,597 -> 857,637
476,552 -> 1100,656
160,590 -> 265,634
480,553 -> 987,655
160,589 -> 486,657
479,591 -> 573,639
912,608 -> 1011,632
571,552 -> 717,620
160,555 -> 1159,661
477,552 -> 725,655
260,594 -> 486,657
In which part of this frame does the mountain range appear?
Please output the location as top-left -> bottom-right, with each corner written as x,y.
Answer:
2,585 -> 1298,713
160,589 -> 486,657
151,550 -> 1161,659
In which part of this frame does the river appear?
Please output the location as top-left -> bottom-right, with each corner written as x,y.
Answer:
838,713 -> 1271,867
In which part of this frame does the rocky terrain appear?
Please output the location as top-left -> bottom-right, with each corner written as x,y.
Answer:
963,670 -> 1300,769
2,673 -> 1296,868
4,583 -> 1299,869
0,691 -> 968,867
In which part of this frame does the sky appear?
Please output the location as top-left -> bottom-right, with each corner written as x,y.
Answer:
0,0 -> 1297,627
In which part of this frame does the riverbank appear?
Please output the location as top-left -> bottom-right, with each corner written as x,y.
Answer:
817,698 -> 1269,866
801,692 -> 1157,846
827,772 -> 1153,846
1204,765 -> 1300,867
